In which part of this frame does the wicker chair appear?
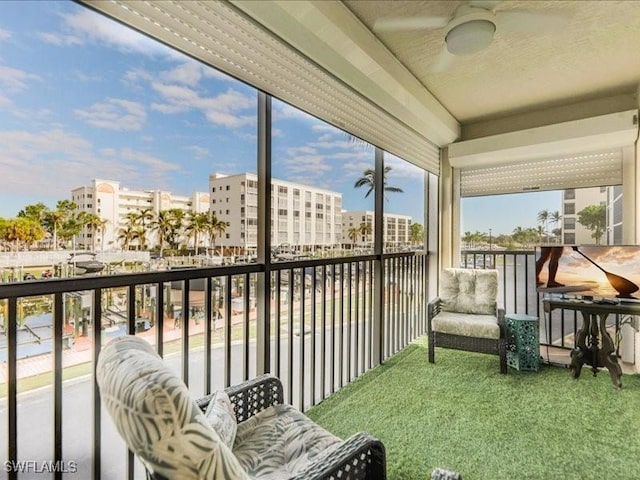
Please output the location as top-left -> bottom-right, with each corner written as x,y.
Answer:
97,336 -> 386,480
428,268 -> 507,374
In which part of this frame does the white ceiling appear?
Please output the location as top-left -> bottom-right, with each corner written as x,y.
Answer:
343,0 -> 640,125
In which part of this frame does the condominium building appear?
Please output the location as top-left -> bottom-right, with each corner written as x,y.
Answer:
561,186 -> 622,245
606,185 -> 624,245
209,173 -> 342,253
71,179 -> 210,250
342,210 -> 412,248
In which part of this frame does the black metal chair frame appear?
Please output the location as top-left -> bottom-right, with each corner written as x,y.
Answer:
427,298 -> 508,374
149,374 -> 386,480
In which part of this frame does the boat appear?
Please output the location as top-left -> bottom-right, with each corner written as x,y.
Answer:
68,253 -> 106,275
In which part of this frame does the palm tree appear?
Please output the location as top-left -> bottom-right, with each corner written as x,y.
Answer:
537,209 -> 550,244
123,211 -> 144,249
117,224 -> 142,251
97,218 -> 109,252
359,222 -> 373,245
347,226 -> 360,247
80,213 -> 102,251
550,210 -> 561,243
184,212 -> 210,254
45,200 -> 77,251
150,210 -> 175,256
166,208 -> 185,249
137,208 -> 155,249
207,213 -> 228,256
354,166 -> 403,199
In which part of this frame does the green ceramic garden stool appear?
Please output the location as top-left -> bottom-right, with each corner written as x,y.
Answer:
505,313 -> 540,372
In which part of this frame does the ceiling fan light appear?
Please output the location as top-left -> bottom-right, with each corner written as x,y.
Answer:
445,19 -> 496,55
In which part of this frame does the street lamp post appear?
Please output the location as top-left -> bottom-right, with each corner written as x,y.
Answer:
489,229 -> 492,250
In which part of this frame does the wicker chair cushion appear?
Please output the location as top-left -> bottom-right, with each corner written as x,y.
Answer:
440,268 -> 498,315
432,311 -> 500,339
233,403 -> 341,479
205,390 -> 237,449
97,336 -> 250,480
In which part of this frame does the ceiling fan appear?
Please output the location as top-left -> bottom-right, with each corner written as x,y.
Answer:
373,0 -> 570,72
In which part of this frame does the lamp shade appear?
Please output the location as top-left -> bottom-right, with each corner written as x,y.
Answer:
445,19 -> 496,55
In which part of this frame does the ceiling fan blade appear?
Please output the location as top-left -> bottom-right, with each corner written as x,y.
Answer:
469,0 -> 502,10
428,44 -> 457,74
373,15 -> 450,32
496,10 -> 571,33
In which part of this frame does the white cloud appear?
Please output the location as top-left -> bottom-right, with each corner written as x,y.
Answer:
202,67 -> 235,82
151,82 -> 198,114
185,145 -> 210,160
72,70 -> 103,82
120,148 -> 180,172
151,83 -> 255,128
383,155 -> 423,178
310,139 -> 355,150
311,124 -> 337,133
273,102 -> 314,122
0,65 -> 41,91
161,61 -> 207,87
37,31 -> 81,46
287,155 -> 332,174
0,128 -> 182,200
0,28 -> 11,41
160,58 -> 233,87
123,68 -> 153,84
342,160 -> 374,176
331,151 -> 371,161
60,9 -> 169,56
286,146 -> 317,157
75,98 -> 147,131
237,132 -> 257,142
0,94 -> 12,109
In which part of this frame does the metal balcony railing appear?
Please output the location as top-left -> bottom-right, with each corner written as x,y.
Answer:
0,251 -> 427,480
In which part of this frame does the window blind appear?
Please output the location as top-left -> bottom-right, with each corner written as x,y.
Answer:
460,149 -> 623,197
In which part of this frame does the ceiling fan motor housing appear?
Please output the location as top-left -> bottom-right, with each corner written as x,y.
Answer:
445,7 -> 497,55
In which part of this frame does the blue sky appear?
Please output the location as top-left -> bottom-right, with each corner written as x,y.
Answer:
0,1 -> 559,235
0,1 -> 423,224
462,190 -> 562,236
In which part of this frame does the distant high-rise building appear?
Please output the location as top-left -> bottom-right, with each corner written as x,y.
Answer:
71,179 -> 209,250
341,210 -> 412,248
209,173 -> 342,253
561,186 -> 622,245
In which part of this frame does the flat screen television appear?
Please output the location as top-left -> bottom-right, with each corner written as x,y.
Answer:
535,245 -> 640,301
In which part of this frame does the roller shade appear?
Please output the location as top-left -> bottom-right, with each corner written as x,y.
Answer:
80,0 -> 440,174
460,149 -> 623,197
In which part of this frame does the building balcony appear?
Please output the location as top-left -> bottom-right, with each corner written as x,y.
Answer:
2,249 -> 635,479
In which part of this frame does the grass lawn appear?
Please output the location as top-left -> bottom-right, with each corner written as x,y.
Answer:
307,336 -> 640,480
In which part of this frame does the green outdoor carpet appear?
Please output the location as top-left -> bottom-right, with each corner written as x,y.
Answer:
306,337 -> 640,480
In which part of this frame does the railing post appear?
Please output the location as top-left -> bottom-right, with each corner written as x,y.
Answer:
256,91 -> 272,375
372,148 -> 384,366
7,297 -> 17,480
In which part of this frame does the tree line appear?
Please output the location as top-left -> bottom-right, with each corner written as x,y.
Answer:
463,204 -> 607,249
0,201 -> 228,254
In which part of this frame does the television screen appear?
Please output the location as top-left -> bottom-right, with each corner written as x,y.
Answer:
535,245 -> 640,301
